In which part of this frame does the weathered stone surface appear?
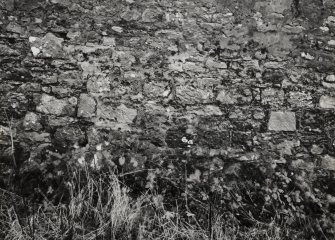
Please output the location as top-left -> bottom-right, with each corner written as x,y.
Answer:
320,96 -> 335,109
205,58 -> 227,69
96,103 -> 137,124
0,44 -> 20,56
87,75 -> 110,93
6,22 -> 24,34
22,132 -> 51,143
23,112 -> 42,131
46,116 -> 77,127
58,71 -> 84,87
80,62 -> 101,79
143,82 -> 168,98
29,33 -> 65,58
54,126 -> 86,145
1,0 -> 335,200
288,91 -> 314,108
102,37 -> 116,47
216,89 -> 237,104
176,86 -> 213,104
78,94 -> 96,118
262,89 -> 284,107
321,155 -> 335,171
268,112 -> 296,131
36,94 -> 75,116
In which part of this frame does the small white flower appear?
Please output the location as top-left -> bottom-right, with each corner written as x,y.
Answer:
31,46 -> 40,56
188,140 -> 193,145
29,36 -> 37,42
78,156 -> 85,166
96,144 -> 102,151
181,137 -> 188,143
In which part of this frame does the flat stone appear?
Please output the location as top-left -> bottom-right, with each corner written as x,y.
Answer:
216,89 -> 237,104
206,57 -> 227,69
80,61 -> 101,79
288,91 -> 313,108
112,26 -> 123,33
87,75 -> 110,93
326,75 -> 335,82
58,71 -> 83,87
176,86 -> 213,104
6,22 -> 24,34
321,155 -> 335,171
183,62 -> 206,73
102,37 -> 116,47
114,104 -> 137,124
95,103 -> 137,130
64,44 -> 110,54
51,86 -> 72,97
47,116 -> 77,127
78,94 -> 96,118
262,88 -> 284,106
320,95 -> 335,109
22,132 -> 51,143
36,94 -> 75,116
143,82 -> 168,98
0,44 -> 20,56
268,111 -> 296,131
253,110 -> 265,120
322,82 -> 335,89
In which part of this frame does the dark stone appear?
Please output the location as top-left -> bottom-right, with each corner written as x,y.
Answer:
196,130 -> 231,149
53,126 -> 86,152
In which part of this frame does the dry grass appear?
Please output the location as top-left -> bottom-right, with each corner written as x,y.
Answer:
0,166 -> 292,240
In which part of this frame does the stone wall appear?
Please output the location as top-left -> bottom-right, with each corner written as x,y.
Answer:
1,0 -> 335,177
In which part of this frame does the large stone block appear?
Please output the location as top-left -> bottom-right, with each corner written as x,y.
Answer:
78,94 -> 96,118
268,111 -> 296,131
321,155 -> 335,171
320,96 -> 335,109
36,94 -> 76,116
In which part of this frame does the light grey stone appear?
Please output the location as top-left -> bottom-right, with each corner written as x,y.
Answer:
36,94 -> 75,116
23,112 -> 42,131
216,89 -> 237,104
320,95 -> 335,108
321,155 -> 335,171
78,94 -> 96,118
268,111 -> 296,131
